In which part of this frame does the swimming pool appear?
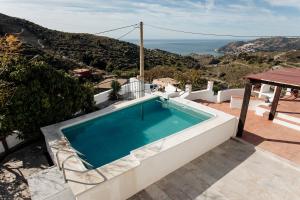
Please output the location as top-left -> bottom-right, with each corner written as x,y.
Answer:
62,97 -> 213,168
43,95 -> 238,199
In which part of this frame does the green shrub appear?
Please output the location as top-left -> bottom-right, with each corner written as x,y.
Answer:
109,80 -> 121,100
0,55 -> 95,139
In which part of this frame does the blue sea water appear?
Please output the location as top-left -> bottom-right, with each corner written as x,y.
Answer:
62,98 -> 212,168
126,39 -> 237,56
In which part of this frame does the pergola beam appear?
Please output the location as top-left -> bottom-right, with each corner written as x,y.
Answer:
250,79 -> 300,90
237,82 -> 252,137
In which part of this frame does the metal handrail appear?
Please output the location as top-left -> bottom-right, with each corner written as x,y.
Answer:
61,154 -> 107,184
53,146 -> 107,185
55,147 -> 85,170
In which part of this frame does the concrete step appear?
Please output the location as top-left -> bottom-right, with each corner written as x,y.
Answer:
273,116 -> 300,132
255,105 -> 300,132
277,112 -> 300,124
28,166 -> 75,200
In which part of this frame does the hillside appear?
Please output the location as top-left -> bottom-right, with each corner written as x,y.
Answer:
2,13 -> 300,92
218,37 -> 300,54
0,13 -> 200,72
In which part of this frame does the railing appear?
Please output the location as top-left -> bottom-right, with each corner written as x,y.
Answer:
94,79 -> 146,105
55,147 -> 107,184
61,154 -> 107,184
120,80 -> 145,100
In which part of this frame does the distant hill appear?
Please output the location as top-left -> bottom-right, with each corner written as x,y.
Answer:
0,13 -> 200,72
218,37 -> 300,54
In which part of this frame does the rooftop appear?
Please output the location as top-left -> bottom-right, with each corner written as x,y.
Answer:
152,78 -> 179,87
246,68 -> 300,89
94,78 -> 128,89
73,68 -> 91,74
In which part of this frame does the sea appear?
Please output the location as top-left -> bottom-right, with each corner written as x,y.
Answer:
126,39 -> 238,56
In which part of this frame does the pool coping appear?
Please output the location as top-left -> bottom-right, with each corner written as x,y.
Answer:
41,94 -> 238,197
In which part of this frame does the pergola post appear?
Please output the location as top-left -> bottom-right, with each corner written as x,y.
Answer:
237,82 -> 252,137
269,86 -> 282,120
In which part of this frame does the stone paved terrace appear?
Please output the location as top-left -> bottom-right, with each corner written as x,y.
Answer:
130,139 -> 300,200
194,99 -> 300,165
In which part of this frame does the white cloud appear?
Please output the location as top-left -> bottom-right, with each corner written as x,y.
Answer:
0,0 -> 299,39
264,0 -> 300,9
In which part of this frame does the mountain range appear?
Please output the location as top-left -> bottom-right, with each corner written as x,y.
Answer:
218,37 -> 300,54
0,13 -> 200,73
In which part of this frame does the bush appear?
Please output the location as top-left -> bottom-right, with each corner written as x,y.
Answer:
109,80 -> 121,100
0,55 -> 95,139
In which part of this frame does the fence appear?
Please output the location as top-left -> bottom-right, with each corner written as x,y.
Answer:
94,78 -> 146,105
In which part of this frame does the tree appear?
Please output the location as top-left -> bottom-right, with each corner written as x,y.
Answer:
109,80 -> 121,100
0,55 -> 95,140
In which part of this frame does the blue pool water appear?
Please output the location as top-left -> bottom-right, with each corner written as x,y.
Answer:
62,98 -> 212,168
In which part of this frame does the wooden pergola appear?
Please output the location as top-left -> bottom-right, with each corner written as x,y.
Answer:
237,68 -> 300,137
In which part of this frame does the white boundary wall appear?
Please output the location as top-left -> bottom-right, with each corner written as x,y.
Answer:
183,81 -> 245,104
217,88 -> 245,103
94,89 -> 112,105
230,96 -> 267,110
0,133 -> 23,154
95,80 -> 246,105
184,81 -> 216,102
186,89 -> 216,102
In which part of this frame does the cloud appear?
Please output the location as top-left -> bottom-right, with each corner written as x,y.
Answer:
0,0 -> 299,39
264,0 -> 300,9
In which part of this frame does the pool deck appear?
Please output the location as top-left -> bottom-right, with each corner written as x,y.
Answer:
195,99 -> 300,165
130,138 -> 300,200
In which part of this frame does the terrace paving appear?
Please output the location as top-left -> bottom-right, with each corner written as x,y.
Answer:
195,99 -> 300,165
130,139 -> 300,200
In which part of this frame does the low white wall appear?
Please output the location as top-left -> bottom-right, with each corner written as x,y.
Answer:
94,89 -> 112,105
6,133 -> 23,148
185,89 -> 216,102
0,133 -> 23,154
183,86 -> 245,104
217,88 -> 245,103
76,112 -> 237,200
230,96 -> 266,110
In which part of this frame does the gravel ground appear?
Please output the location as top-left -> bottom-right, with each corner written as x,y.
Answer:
0,141 -> 51,200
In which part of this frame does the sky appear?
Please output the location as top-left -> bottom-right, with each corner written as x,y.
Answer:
0,0 -> 300,39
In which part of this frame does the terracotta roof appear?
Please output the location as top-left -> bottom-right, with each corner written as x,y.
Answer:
95,78 -> 128,89
73,68 -> 91,73
245,68 -> 300,88
152,78 -> 179,87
